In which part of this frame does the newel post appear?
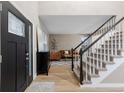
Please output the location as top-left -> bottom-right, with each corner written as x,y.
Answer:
71,48 -> 74,71
79,48 -> 83,85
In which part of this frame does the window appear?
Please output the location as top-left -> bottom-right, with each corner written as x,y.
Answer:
8,12 -> 25,37
37,27 -> 48,52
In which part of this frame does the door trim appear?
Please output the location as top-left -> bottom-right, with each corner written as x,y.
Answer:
26,20 -> 33,86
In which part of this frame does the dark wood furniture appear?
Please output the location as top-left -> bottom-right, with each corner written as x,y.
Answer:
50,51 -> 61,61
37,52 -> 50,75
60,50 -> 79,59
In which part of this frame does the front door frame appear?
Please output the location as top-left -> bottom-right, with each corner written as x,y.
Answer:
0,1 -> 33,91
26,20 -> 33,86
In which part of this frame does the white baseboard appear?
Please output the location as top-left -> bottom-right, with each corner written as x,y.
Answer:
33,73 -> 37,80
80,83 -> 124,88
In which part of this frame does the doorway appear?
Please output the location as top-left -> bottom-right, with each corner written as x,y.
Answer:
0,2 -> 33,92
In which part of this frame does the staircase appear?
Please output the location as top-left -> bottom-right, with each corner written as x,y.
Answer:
71,16 -> 124,87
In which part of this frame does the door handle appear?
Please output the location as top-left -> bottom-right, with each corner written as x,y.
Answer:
26,53 -> 29,56
26,57 -> 29,60
26,52 -> 29,61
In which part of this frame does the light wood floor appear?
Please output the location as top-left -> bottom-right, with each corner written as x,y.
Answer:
30,62 -> 124,92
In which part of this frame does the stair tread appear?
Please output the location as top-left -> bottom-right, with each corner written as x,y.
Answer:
82,80 -> 92,84
90,74 -> 99,78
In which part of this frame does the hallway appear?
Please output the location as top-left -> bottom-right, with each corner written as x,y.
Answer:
25,61 -> 124,92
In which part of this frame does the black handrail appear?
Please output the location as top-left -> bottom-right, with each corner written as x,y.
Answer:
73,15 -> 116,51
81,17 -> 124,54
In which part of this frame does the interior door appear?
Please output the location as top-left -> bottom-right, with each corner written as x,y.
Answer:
1,2 -> 29,92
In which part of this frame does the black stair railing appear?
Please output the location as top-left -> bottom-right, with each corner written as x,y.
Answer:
79,17 -> 124,85
71,15 -> 116,71
81,17 -> 124,55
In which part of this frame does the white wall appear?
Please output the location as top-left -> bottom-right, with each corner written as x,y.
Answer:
10,1 -> 40,79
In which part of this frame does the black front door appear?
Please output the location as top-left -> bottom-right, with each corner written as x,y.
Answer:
1,2 -> 31,92
7,26 -> 27,92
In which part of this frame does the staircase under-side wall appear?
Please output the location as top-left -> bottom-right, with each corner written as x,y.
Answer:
71,16 -> 124,87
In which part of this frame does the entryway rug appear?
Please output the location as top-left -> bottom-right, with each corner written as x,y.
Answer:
25,82 -> 55,92
51,61 -> 71,67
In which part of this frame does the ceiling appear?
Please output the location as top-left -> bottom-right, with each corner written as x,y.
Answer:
38,1 -> 124,15
40,15 -> 111,34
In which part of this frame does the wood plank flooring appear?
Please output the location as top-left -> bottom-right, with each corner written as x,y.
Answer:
26,61 -> 124,92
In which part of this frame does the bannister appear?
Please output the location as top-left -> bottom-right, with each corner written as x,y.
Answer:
79,17 -> 124,85
73,16 -> 116,51
81,17 -> 124,55
71,15 -> 116,71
